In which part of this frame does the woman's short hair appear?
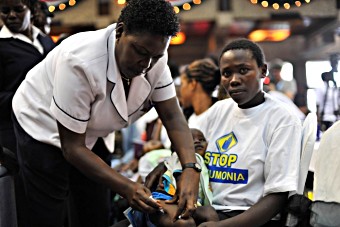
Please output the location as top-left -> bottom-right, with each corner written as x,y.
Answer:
118,0 -> 179,37
219,38 -> 265,67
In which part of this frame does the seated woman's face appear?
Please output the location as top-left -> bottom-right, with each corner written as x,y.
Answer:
0,0 -> 31,35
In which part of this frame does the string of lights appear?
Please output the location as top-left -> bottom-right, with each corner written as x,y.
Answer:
40,0 -> 80,13
116,0 -> 205,14
249,0 -> 312,10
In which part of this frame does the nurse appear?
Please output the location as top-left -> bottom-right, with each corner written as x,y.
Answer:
12,0 -> 200,226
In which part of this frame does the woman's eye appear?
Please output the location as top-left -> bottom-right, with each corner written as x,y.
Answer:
13,6 -> 26,13
240,68 -> 249,74
135,48 -> 148,56
0,7 -> 10,14
222,71 -> 232,78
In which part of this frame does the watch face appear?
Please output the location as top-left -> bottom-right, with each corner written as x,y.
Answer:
194,163 -> 202,171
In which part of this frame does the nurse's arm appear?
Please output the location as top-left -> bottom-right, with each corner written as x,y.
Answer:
154,97 -> 200,220
57,121 -> 160,213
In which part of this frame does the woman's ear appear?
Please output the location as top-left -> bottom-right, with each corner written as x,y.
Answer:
190,79 -> 198,91
115,22 -> 124,40
261,64 -> 268,78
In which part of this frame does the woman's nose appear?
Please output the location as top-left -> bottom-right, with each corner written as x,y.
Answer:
230,73 -> 241,86
8,10 -> 18,18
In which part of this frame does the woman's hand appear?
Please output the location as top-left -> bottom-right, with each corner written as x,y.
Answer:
125,181 -> 161,213
166,168 -> 200,221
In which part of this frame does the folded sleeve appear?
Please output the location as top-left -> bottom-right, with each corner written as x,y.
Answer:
150,56 -> 176,102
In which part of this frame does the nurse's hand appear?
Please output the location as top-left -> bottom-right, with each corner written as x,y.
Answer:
167,168 -> 200,221
125,181 -> 161,213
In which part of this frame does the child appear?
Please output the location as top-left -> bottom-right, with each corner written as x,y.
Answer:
124,128 -> 218,227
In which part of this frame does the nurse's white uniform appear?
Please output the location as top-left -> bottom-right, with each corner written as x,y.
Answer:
12,24 -> 176,149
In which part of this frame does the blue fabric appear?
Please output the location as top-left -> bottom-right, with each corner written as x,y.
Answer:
125,209 -> 157,227
151,191 -> 173,201
125,192 -> 172,227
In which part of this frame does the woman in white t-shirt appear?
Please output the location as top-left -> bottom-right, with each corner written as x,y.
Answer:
198,39 -> 302,227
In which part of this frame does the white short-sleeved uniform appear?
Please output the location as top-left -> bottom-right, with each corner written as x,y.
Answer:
198,93 -> 302,211
12,24 -> 176,149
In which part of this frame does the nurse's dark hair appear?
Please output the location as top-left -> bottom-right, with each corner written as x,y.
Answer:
185,58 -> 221,95
118,0 -> 180,37
219,38 -> 265,67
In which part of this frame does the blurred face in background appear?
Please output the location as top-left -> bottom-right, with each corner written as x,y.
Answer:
0,0 -> 31,36
330,55 -> 339,72
179,73 -> 194,108
33,1 -> 52,35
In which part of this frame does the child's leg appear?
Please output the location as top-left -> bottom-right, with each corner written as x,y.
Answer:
111,219 -> 130,227
149,201 -> 196,227
192,205 -> 219,225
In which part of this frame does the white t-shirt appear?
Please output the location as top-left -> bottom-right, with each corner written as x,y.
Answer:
198,93 -> 302,211
268,90 -> 305,122
313,120 -> 340,203
12,24 -> 176,149
188,109 -> 210,129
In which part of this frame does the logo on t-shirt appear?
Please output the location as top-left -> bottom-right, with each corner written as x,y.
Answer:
204,132 -> 248,184
215,132 -> 237,153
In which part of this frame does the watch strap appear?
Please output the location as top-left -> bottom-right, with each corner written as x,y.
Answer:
182,162 -> 201,172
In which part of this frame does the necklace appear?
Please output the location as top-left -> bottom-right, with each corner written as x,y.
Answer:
121,75 -> 131,86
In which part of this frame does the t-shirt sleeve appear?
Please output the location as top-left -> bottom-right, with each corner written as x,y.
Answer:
263,122 -> 302,196
50,52 -> 95,134
150,56 -> 176,102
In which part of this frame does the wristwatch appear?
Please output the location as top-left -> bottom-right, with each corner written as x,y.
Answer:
182,162 -> 202,173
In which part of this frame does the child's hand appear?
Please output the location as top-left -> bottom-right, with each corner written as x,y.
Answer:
144,162 -> 166,190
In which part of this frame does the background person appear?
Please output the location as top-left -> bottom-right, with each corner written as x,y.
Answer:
269,58 -> 297,101
11,0 -> 200,226
310,120 -> 340,227
32,0 -> 54,35
0,0 -> 55,161
179,58 -> 221,128
0,0 -> 55,225
315,53 -> 340,132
